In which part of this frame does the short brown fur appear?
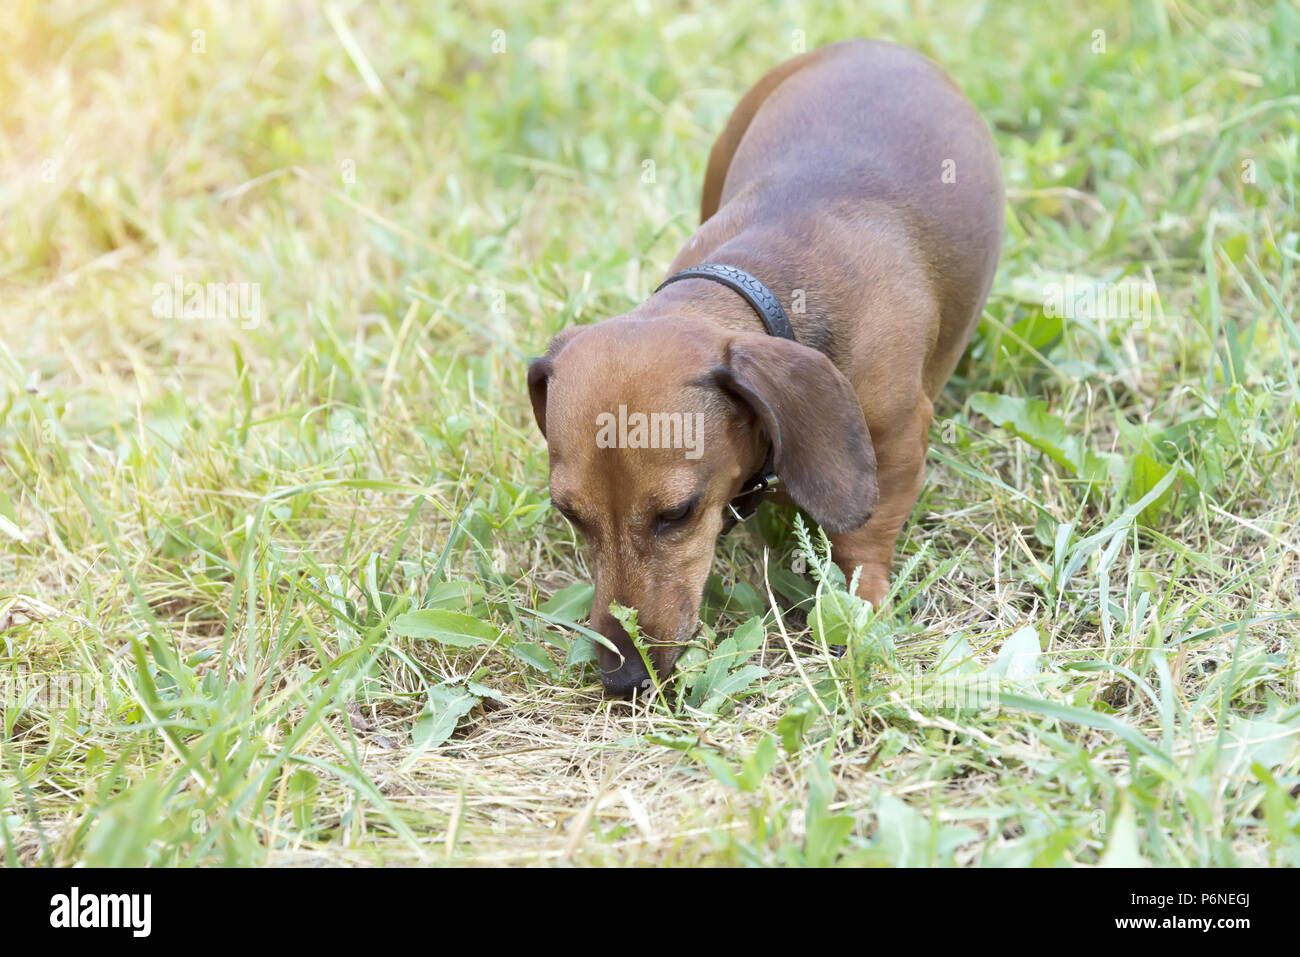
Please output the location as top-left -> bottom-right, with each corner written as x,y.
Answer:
528,40 -> 1004,696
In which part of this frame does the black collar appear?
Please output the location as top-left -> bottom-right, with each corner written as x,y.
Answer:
654,262 -> 792,531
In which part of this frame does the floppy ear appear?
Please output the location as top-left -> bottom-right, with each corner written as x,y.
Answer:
526,357 -> 553,439
713,335 -> 878,532
527,326 -> 583,439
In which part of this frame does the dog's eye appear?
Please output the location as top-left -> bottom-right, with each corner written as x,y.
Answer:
655,499 -> 696,532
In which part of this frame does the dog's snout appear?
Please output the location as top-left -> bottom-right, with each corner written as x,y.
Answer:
600,655 -> 653,697
591,604 -> 656,698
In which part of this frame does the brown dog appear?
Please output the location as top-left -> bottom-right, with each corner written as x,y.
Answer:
528,39 -> 1003,696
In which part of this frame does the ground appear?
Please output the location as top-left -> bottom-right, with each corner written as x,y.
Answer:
1,0 -> 1297,866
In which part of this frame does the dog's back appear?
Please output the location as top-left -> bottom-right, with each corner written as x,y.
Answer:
699,39 -> 1004,392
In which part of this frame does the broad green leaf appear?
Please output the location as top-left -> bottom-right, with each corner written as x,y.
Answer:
1221,715 -> 1298,772
425,580 -> 483,611
725,579 -> 765,616
778,701 -> 817,753
700,665 -> 768,714
805,753 -> 855,866
805,813 -> 855,867
732,616 -> 766,656
511,641 -> 558,675
811,586 -> 872,651
691,748 -> 739,790
390,609 -> 499,646
1099,795 -> 1145,867
874,794 -> 930,866
688,618 -> 765,710
735,735 -> 778,792
988,625 -> 1041,681
288,769 -> 318,831
971,392 -> 1074,468
85,776 -> 164,868
539,582 -> 594,621
1125,452 -> 1179,524
466,671 -> 508,704
934,632 -> 979,677
970,391 -> 1117,483
566,635 -> 597,666
411,683 -> 480,750
768,566 -> 815,607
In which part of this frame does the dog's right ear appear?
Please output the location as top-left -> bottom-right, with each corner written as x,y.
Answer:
709,334 -> 878,533
527,326 -> 583,440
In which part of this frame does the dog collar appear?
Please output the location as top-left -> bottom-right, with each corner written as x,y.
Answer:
655,262 -> 796,341
654,262 -> 793,531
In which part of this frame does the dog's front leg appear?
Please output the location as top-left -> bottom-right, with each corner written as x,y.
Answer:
829,395 -> 933,607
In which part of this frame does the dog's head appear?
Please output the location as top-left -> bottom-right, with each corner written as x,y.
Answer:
528,315 -> 877,696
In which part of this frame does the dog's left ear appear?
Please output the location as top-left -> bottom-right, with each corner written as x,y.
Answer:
527,326 -> 584,439
526,358 -> 553,439
711,335 -> 878,532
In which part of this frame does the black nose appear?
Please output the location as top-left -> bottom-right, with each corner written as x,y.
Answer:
601,655 -> 653,698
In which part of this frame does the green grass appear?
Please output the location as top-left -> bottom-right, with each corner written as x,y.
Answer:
2,0 -> 1298,866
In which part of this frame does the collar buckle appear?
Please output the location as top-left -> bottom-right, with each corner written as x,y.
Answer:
723,461 -> 780,533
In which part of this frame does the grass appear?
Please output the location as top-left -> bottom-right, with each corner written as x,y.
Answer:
1,0 -> 1298,866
